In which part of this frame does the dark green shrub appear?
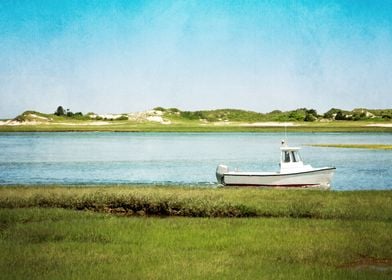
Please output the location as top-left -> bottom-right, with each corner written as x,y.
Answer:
54,106 -> 65,116
335,111 -> 346,120
304,113 -> 316,122
117,115 -> 128,121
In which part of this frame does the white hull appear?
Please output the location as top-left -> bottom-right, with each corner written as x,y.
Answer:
217,167 -> 335,189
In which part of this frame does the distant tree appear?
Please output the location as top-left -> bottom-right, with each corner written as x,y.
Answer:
306,109 -> 318,117
117,115 -> 128,121
324,108 -> 341,119
168,108 -> 180,113
352,112 -> 367,121
382,114 -> 391,120
304,113 -> 317,122
61,108 -> 73,117
335,111 -> 346,120
54,106 -> 65,116
288,110 -> 306,121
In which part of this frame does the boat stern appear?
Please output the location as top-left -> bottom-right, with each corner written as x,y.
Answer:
216,164 -> 229,184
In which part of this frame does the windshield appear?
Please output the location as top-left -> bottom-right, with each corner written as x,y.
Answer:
282,150 -> 302,163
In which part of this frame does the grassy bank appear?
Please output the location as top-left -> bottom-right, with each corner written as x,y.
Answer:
1,186 -> 391,279
1,186 -> 392,220
308,144 -> 392,150
1,120 -> 392,133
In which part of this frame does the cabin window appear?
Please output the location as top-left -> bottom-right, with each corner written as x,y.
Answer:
293,151 -> 302,162
291,151 -> 298,162
283,151 -> 290,162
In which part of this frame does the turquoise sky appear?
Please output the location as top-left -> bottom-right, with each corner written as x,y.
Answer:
1,0 -> 392,117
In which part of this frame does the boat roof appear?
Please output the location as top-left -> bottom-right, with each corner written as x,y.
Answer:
280,146 -> 301,151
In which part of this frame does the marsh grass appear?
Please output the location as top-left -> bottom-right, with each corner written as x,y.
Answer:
308,144 -> 392,150
1,186 -> 391,220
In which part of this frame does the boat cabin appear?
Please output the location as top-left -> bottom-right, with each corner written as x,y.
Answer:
281,147 -> 302,163
280,146 -> 308,172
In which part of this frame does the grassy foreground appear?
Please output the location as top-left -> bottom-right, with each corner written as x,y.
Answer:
1,186 -> 392,279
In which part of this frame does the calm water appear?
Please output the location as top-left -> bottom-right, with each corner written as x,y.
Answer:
0,132 -> 391,190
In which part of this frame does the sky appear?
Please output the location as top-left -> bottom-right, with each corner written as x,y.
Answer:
1,0 -> 392,118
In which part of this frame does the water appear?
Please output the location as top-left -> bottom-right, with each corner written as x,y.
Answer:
0,132 -> 391,190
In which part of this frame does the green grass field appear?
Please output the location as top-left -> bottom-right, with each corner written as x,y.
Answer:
1,186 -> 391,279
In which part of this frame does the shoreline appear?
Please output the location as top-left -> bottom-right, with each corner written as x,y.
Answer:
1,123 -> 392,133
2,108 -> 391,133
1,183 -> 391,191
308,144 -> 392,150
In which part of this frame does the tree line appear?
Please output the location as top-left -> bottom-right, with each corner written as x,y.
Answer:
54,106 -> 86,119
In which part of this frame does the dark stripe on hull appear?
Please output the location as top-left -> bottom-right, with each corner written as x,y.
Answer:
223,167 -> 336,178
223,183 -> 319,188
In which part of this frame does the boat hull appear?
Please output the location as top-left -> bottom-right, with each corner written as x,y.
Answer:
218,167 -> 336,189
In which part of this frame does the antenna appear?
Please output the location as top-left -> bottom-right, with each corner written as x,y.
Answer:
281,123 -> 288,146
285,123 -> 287,142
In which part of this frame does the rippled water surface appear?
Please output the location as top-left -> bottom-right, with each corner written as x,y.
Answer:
0,132 -> 391,190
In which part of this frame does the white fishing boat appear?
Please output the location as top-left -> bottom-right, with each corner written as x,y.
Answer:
216,141 -> 335,189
